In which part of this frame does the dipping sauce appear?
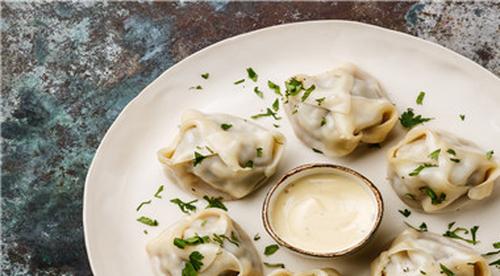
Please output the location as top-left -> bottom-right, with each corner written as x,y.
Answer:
270,171 -> 378,253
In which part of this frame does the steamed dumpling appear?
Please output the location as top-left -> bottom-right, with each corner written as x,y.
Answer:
147,209 -> 263,276
283,63 -> 398,157
387,127 -> 499,212
268,268 -> 341,276
158,110 -> 286,199
371,229 -> 491,276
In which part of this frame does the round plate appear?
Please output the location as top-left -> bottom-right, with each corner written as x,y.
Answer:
83,20 -> 500,275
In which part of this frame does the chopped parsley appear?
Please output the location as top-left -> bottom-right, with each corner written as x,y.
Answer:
254,86 -> 264,98
268,80 -> 282,96
399,108 -> 433,129
201,73 -> 209,79
251,108 -> 281,120
137,216 -> 158,226
416,91 -> 426,105
212,232 -> 239,247
136,200 -> 152,211
398,209 -> 412,217
182,251 -> 204,275
409,163 -> 437,176
420,271 -> 427,275
447,149 -> 457,155
312,148 -> 323,154
494,242 -> 500,248
154,185 -> 164,199
428,149 -> 441,161
170,198 -> 198,214
193,151 -> 207,167
243,160 -> 254,168
490,259 -> 500,267
450,158 -> 460,163
405,221 -> 428,232
203,195 -> 227,211
486,150 -> 494,160
264,244 -> 279,256
190,85 -> 203,90
315,97 -> 325,106
256,147 -> 263,157
264,262 -> 285,269
285,77 -> 304,96
272,98 -> 280,112
459,114 -> 465,121
174,235 -> 210,249
320,117 -> 327,127
420,187 -> 446,205
253,233 -> 261,241
301,84 -> 316,102
443,223 -> 479,245
221,123 -> 233,131
273,124 -> 280,128
439,263 -> 455,276
405,193 -> 417,200
234,79 -> 245,85
247,67 -> 258,82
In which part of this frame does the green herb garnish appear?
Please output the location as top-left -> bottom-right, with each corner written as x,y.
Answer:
264,262 -> 285,269
272,98 -> 280,112
193,151 -> 207,167
312,148 -> 323,154
253,233 -> 261,241
174,235 -> 210,249
201,73 -> 209,79
420,187 -> 446,205
320,117 -> 326,127
137,216 -> 158,226
486,150 -> 494,160
251,108 -> 281,120
416,91 -> 425,105
459,114 -> 465,121
243,160 -> 254,168
264,244 -> 280,256
399,108 -> 433,129
170,198 -> 198,214
154,185 -> 164,199
136,200 -> 152,211
181,251 -> 204,275
428,149 -> 441,161
247,67 -> 258,82
447,149 -> 456,156
440,263 -> 455,276
203,195 -> 227,211
489,259 -> 500,267
409,163 -> 437,176
450,158 -> 460,163
285,77 -> 304,96
190,85 -> 203,90
212,232 -> 240,247
221,123 -> 233,131
234,79 -> 245,85
301,84 -> 316,102
268,80 -> 282,96
398,209 -> 412,217
256,147 -> 263,157
443,223 -> 479,245
254,86 -> 264,98
315,97 -> 325,106
404,221 -> 428,232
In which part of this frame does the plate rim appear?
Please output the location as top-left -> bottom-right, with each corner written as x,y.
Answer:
82,19 -> 499,275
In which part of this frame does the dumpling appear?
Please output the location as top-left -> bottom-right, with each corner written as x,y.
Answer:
387,127 -> 499,213
283,63 -> 398,157
158,110 -> 286,199
146,209 -> 263,276
268,268 -> 341,276
371,229 -> 491,276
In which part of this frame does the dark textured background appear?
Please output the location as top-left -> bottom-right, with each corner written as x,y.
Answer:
1,1 -> 499,275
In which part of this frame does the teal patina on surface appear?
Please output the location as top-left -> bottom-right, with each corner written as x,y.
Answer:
1,1 -> 498,274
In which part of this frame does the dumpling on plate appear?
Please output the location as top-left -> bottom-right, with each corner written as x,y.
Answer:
371,229 -> 491,276
283,63 -> 398,157
146,209 -> 263,276
387,127 -> 499,213
268,268 -> 341,276
158,109 -> 286,200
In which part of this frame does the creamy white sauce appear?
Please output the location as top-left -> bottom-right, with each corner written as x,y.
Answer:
271,172 -> 377,253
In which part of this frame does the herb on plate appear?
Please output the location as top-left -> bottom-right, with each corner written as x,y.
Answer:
399,108 -> 433,129
221,123 -> 233,131
201,73 -> 209,79
251,108 -> 281,120
170,198 -> 198,214
264,262 -> 285,269
182,251 -> 204,275
443,222 -> 479,245
272,98 -> 280,112
254,86 -> 264,98
428,149 -> 441,161
203,195 -> 227,211
234,79 -> 245,85
398,209 -> 412,217
247,67 -> 258,82
486,150 -> 494,160
193,151 -> 207,167
404,221 -> 428,232
416,91 -> 426,105
256,147 -> 263,157
419,187 -> 446,205
264,244 -> 279,256
154,185 -> 164,199
459,114 -> 465,121
409,163 -> 437,176
268,80 -> 282,96
440,263 -> 455,276
136,200 -> 152,211
174,235 -> 210,249
137,216 -> 159,226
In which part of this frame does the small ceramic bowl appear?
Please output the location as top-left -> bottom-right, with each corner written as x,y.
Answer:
262,163 -> 384,258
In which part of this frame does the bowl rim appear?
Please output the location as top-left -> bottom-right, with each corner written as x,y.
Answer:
261,163 -> 384,258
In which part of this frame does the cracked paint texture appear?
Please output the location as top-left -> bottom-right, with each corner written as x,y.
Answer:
1,1 -> 498,275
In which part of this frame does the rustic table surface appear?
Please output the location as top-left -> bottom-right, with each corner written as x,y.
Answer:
1,1 -> 499,275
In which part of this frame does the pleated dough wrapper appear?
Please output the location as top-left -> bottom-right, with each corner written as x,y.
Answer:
158,110 -> 286,200
283,63 -> 398,157
268,268 -> 341,276
147,209 -> 263,276
387,127 -> 499,213
371,229 -> 491,276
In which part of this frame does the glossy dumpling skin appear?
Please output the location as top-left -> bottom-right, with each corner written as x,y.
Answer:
283,63 -> 398,157
146,209 -> 263,276
371,229 -> 491,276
158,110 -> 286,199
387,127 -> 499,213
268,268 -> 341,276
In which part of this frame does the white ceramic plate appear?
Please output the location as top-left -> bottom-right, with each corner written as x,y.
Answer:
83,20 -> 500,275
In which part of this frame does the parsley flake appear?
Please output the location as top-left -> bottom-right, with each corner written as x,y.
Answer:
234,79 -> 245,85
459,114 -> 465,121
137,216 -> 158,226
170,198 -> 198,214
254,86 -> 264,98
301,84 -> 316,102
251,108 -> 281,120
312,148 -> 323,154
256,147 -> 263,157
268,80 -> 282,96
203,195 -> 227,211
486,150 -> 494,160
247,67 -> 258,82
443,223 -> 480,245
193,151 -> 207,167
398,209 -> 412,217
190,85 -> 203,90
447,149 -> 456,156
243,160 -> 254,168
154,185 -> 164,199
221,123 -> 233,131
264,244 -> 279,256
285,77 -> 304,96
416,91 -> 426,105
174,235 -> 210,249
428,149 -> 441,161
320,117 -> 327,127
440,263 -> 455,276
420,187 -> 446,205
201,73 -> 209,79
136,200 -> 152,211
272,98 -> 280,112
264,262 -> 285,269
409,163 -> 437,176
399,108 -> 433,129
253,233 -> 261,241
405,221 -> 428,232
315,97 -> 325,106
